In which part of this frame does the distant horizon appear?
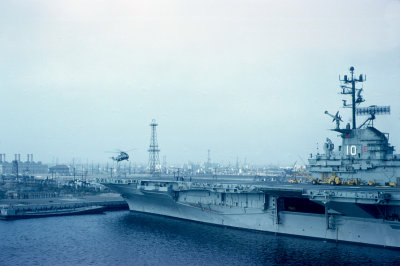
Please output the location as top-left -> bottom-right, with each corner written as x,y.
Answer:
0,154 -> 300,168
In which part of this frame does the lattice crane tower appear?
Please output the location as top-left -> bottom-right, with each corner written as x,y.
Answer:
148,119 -> 161,176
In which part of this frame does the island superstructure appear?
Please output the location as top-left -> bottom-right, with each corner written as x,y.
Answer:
104,67 -> 400,248
307,66 -> 400,186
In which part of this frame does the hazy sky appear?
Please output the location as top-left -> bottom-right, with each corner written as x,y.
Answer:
1,0 -> 399,166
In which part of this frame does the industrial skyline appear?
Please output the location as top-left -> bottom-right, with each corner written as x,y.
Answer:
1,0 -> 399,165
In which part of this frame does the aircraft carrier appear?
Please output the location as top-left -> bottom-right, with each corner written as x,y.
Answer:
104,67 -> 400,248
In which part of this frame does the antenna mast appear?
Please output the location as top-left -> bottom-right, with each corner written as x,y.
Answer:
148,119 -> 161,177
339,66 -> 365,129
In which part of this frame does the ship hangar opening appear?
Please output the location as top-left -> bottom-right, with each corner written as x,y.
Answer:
279,197 -> 325,214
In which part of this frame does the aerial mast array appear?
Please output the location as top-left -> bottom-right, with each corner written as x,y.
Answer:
339,66 -> 365,129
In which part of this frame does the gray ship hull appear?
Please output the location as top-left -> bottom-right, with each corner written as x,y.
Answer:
105,181 -> 400,248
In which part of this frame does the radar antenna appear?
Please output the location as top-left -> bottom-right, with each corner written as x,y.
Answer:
324,111 -> 343,129
339,66 -> 365,129
356,105 -> 390,128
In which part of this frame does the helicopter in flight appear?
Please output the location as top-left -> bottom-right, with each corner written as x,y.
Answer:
112,151 -> 129,162
106,149 -> 135,163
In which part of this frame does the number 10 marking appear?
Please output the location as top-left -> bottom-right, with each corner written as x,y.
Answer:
346,145 -> 357,156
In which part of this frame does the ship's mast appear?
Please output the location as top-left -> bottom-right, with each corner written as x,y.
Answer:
351,68 -> 356,129
339,67 -> 390,129
340,66 -> 365,129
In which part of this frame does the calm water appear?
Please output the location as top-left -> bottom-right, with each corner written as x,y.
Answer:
0,211 -> 399,265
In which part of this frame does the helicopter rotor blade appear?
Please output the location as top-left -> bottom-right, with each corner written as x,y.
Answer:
122,148 -> 137,152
